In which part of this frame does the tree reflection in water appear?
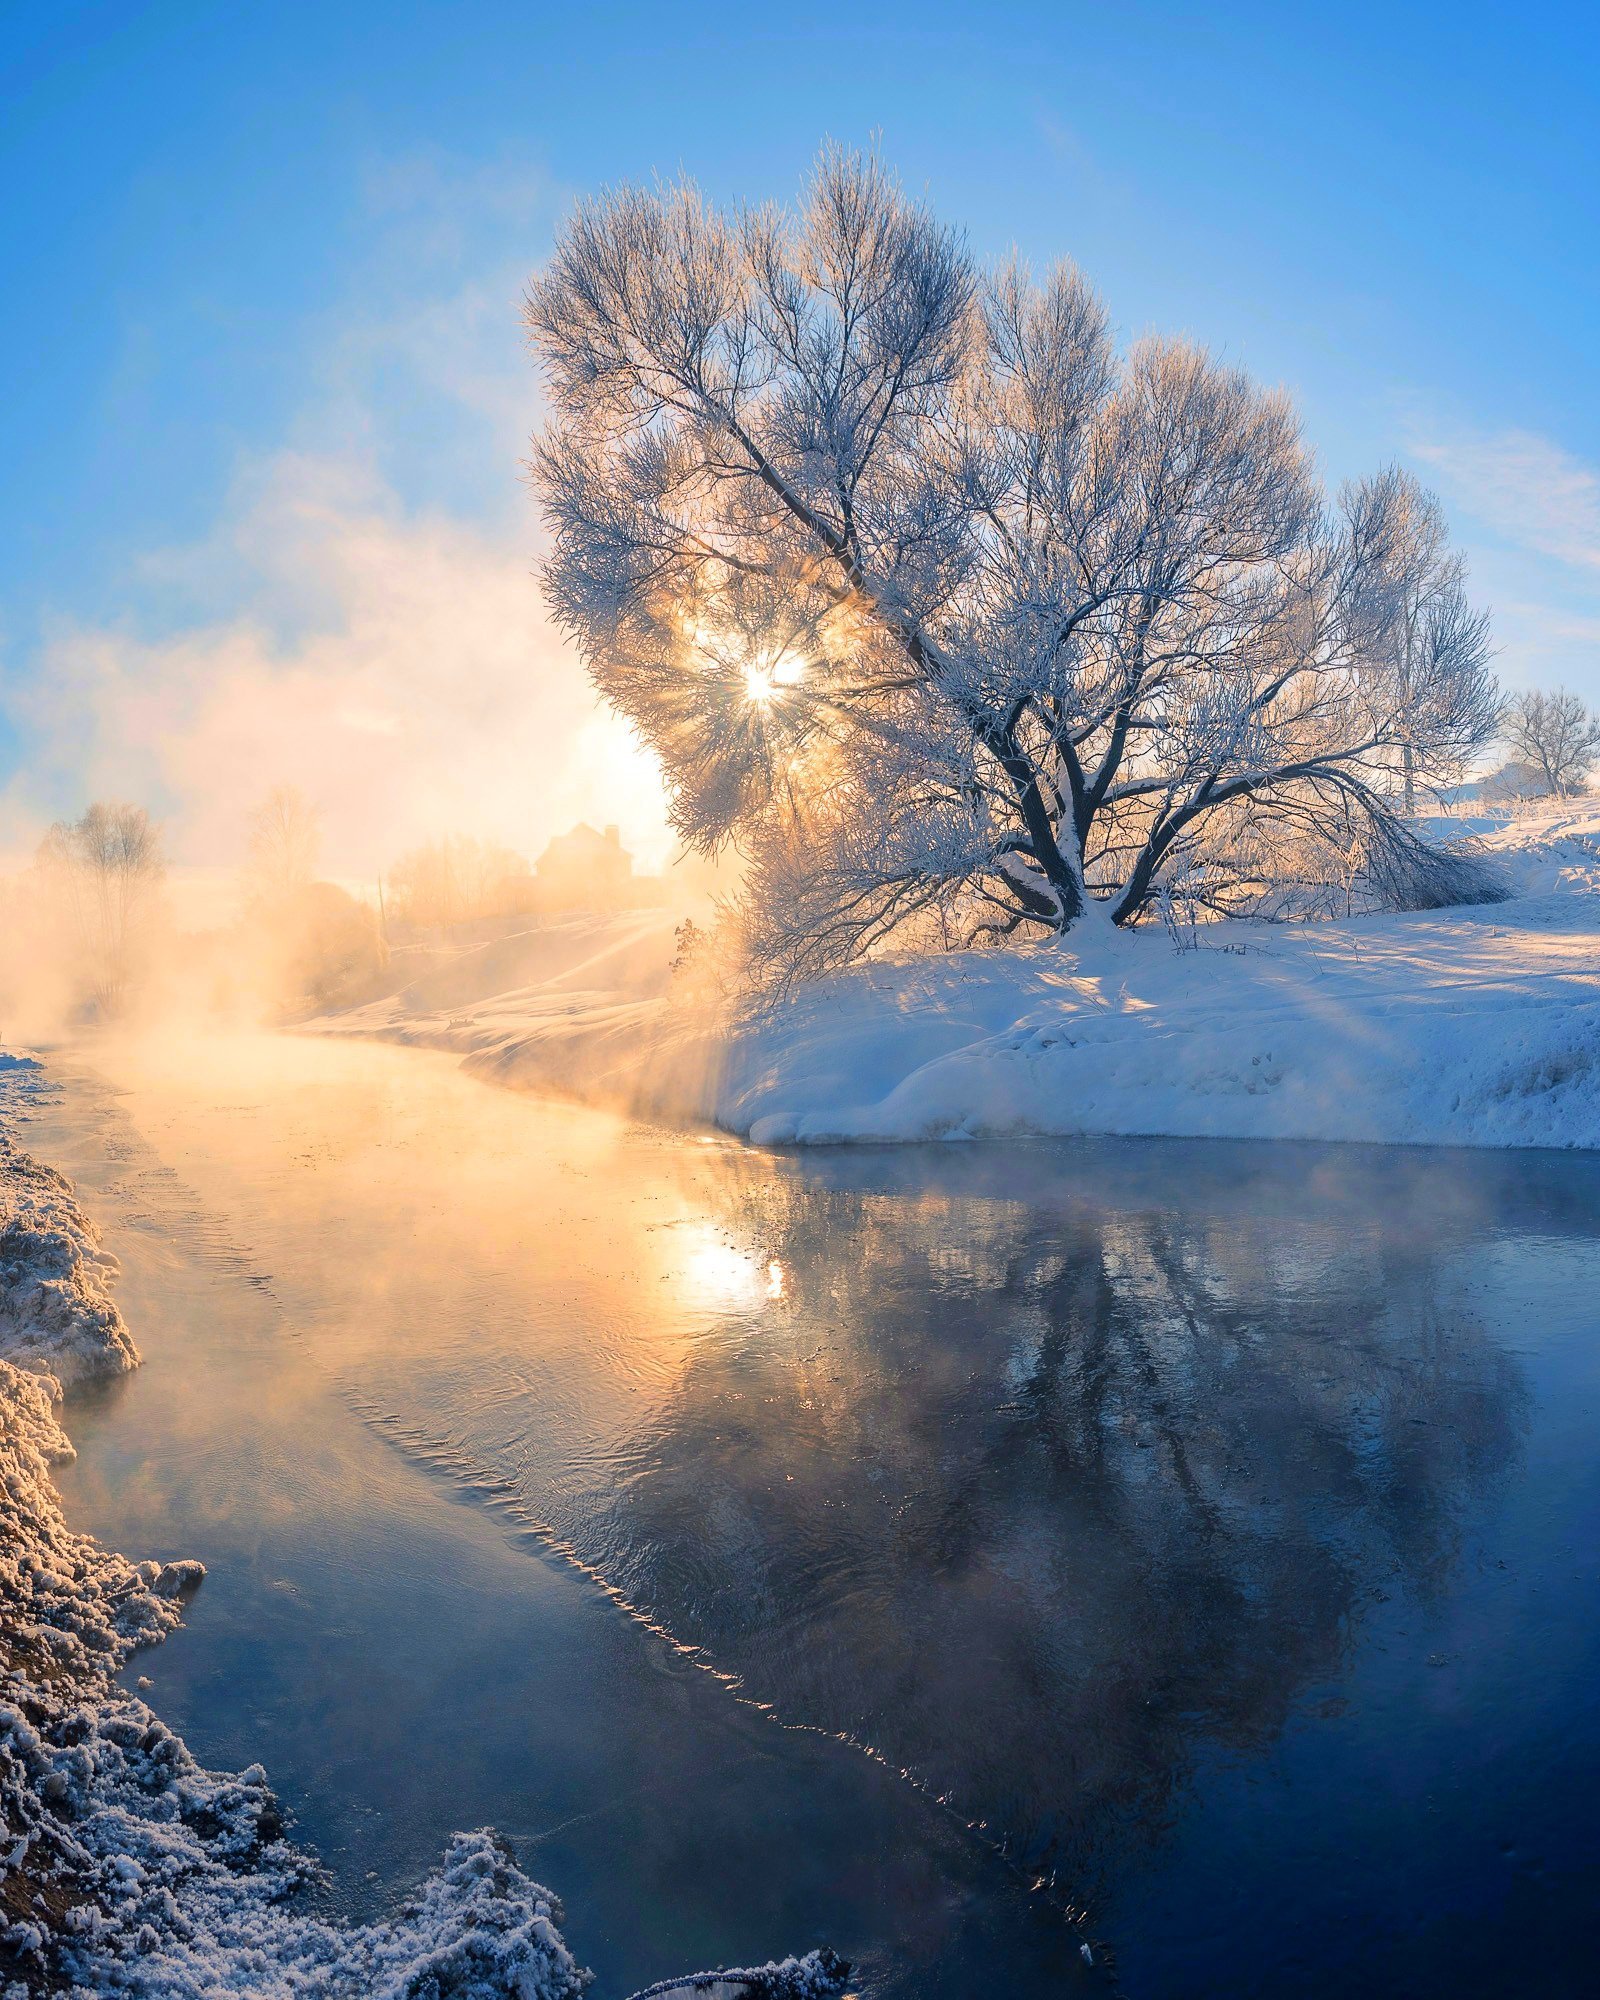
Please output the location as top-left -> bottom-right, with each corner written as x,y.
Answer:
600,1138 -> 1534,1903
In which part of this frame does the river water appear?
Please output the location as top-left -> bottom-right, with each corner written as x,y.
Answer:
27,1031 -> 1600,1997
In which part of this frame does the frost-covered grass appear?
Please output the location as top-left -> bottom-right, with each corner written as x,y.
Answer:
0,1067 -> 846,2000
311,805 -> 1600,1152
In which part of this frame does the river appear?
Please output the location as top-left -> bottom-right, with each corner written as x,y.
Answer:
27,1030 -> 1600,1997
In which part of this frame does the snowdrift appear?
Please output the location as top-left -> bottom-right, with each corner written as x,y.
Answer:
1,1117 -> 140,1388
312,807 -> 1600,1153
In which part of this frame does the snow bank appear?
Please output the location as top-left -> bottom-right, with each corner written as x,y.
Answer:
1,1118 -> 140,1389
311,805 -> 1600,1153
0,1087 -> 846,2000
620,1954 -> 849,2000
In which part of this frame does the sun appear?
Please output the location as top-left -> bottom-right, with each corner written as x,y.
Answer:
742,650 -> 804,706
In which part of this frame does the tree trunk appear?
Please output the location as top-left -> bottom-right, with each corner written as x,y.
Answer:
992,729 -> 1086,927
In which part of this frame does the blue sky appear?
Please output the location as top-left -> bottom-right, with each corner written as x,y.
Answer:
3,0 -> 1597,867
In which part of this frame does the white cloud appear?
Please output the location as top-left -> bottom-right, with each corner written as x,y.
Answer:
1403,421 -> 1600,703
1410,426 -> 1600,574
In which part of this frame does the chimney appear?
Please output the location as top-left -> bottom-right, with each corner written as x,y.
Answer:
604,824 -> 620,847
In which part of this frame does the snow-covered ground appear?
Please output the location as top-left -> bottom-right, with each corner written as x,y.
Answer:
0,1058 -> 845,2000
312,805 -> 1600,1153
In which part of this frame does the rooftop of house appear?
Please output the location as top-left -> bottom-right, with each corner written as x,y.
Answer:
535,822 -> 631,872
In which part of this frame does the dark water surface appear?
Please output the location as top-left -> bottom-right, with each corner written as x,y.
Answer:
30,1032 -> 1600,1997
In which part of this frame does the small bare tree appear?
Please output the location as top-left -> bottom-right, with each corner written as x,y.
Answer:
37,803 -> 165,1012
1502,687 -> 1600,798
245,784 -> 322,907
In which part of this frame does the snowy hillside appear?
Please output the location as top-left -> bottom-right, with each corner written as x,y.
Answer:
312,806 -> 1600,1152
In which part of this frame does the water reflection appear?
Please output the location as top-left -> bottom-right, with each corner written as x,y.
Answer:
39,1038 -> 1597,1993
585,1141 -> 1534,1904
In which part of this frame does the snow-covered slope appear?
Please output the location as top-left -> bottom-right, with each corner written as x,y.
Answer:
312,807 -> 1600,1153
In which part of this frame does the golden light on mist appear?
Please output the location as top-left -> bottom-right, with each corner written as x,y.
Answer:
11,454 -> 678,883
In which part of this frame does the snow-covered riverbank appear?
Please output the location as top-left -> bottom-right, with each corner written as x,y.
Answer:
311,806 -> 1600,1152
0,1060 -> 845,1999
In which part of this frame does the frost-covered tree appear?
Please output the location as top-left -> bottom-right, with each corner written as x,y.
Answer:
1352,471 -> 1496,817
1502,686 -> 1600,798
37,802 -> 165,1012
527,147 -> 1502,975
385,834 -> 532,929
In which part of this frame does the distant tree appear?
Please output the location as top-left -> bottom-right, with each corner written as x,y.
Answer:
285,882 -> 387,1008
526,146 -> 1503,980
1502,687 -> 1600,798
38,802 -> 165,1012
1358,474 -> 1497,816
245,785 -> 322,906
386,835 -> 533,929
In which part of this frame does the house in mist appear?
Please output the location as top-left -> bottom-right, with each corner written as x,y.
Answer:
533,822 -> 662,913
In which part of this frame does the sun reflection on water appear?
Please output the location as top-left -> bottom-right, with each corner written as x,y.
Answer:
678,1227 -> 781,1310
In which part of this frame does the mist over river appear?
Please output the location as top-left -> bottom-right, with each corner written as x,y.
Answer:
29,1033 -> 1600,1997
